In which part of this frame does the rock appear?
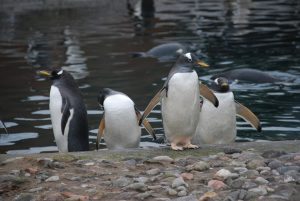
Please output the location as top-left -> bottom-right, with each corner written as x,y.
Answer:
134,177 -> 149,184
172,177 -> 188,188
186,161 -> 209,172
37,158 -> 54,168
148,185 -> 162,190
224,190 -> 240,201
167,188 -> 177,196
14,193 -> 34,201
152,156 -> 174,163
171,195 -> 198,201
230,160 -> 246,167
28,187 -> 43,193
2,157 -> 24,165
242,181 -> 257,189
214,169 -> 238,180
123,159 -> 137,166
248,186 -> 268,196
180,173 -> 193,181
207,180 -> 227,190
284,175 -> 295,183
146,168 -> 160,176
277,166 -> 300,174
112,176 -> 132,187
176,186 -> 187,192
271,184 -> 298,200
43,193 -> 64,201
294,155 -> 300,161
127,182 -> 147,192
199,191 -> 217,201
257,166 -> 271,172
61,192 -> 89,201
45,176 -> 59,182
228,177 -> 245,189
233,167 -> 248,174
268,160 -> 284,169
135,191 -> 153,200
242,170 -> 259,179
255,177 -> 269,184
84,162 -> 94,166
177,190 -> 187,197
10,170 -> 21,176
262,150 -> 287,158
223,147 -> 242,154
25,168 -> 38,175
247,159 -> 266,169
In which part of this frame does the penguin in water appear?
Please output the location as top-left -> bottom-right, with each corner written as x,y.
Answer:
192,77 -> 262,145
97,88 -> 156,150
38,70 -> 89,152
139,52 -> 219,150
211,68 -> 281,83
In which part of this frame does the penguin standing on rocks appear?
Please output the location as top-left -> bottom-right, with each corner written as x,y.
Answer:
97,88 -> 156,150
192,77 -> 262,144
139,52 -> 219,150
38,70 -> 89,152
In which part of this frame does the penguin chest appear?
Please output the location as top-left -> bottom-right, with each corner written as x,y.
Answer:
162,72 -> 200,138
49,86 -> 73,152
193,92 -> 236,144
103,95 -> 140,149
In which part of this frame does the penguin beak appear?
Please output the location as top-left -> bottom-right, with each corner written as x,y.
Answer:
197,60 -> 209,68
37,70 -> 51,77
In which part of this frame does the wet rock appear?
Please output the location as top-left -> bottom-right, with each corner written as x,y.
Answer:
207,180 -> 227,190
152,156 -> 174,163
262,150 -> 287,158
127,182 -> 147,192
172,177 -> 188,188
223,147 -> 242,154
247,159 -> 266,169
186,161 -> 209,172
45,176 -> 59,182
112,176 -> 132,187
146,168 -> 160,175
180,173 -> 193,180
14,193 -> 34,201
255,177 -> 269,184
268,160 -> 284,169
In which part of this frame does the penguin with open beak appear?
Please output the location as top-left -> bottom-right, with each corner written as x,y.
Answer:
192,77 -> 262,144
37,70 -> 89,152
97,88 -> 156,150
139,52 -> 218,150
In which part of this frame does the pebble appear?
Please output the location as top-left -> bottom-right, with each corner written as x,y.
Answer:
171,195 -> 198,201
233,167 -> 248,174
208,180 -> 227,190
127,182 -> 147,192
167,188 -> 177,196
186,161 -> 209,172
277,166 -> 300,174
230,160 -> 246,167
268,160 -> 284,169
84,162 -> 95,166
283,175 -> 295,183
199,191 -> 217,201
112,176 -> 132,187
180,173 -> 193,180
247,159 -> 266,169
146,168 -> 160,175
248,186 -> 268,196
45,176 -> 60,182
43,193 -> 64,201
152,156 -> 174,163
228,177 -> 245,189
242,170 -> 259,179
28,187 -> 43,193
134,177 -> 149,184
148,185 -> 162,190
223,147 -> 242,154
261,150 -> 287,158
176,186 -> 187,192
135,191 -> 153,200
242,181 -> 257,189
214,169 -> 238,180
177,190 -> 187,197
255,177 -> 269,184
172,177 -> 188,188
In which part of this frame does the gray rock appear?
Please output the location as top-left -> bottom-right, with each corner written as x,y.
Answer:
224,190 -> 240,201
37,158 -> 54,168
167,188 -> 177,196
242,181 -> 257,189
247,159 -> 266,169
134,177 -> 149,184
146,168 -> 160,176
268,160 -> 284,169
233,167 -> 248,174
214,169 -> 239,180
228,177 -> 245,189
45,176 -> 59,182
135,191 -> 153,200
127,182 -> 147,192
171,195 -> 198,201
123,159 -> 137,166
14,193 -> 34,201
172,177 -> 188,188
28,187 -> 43,193
262,150 -> 287,158
176,186 -> 187,192
113,176 -> 132,187
242,169 -> 259,179
255,177 -> 269,184
152,156 -> 174,163
148,185 -> 162,190
177,190 -> 187,197
230,161 -> 246,167
186,161 -> 209,172
248,186 -> 268,196
277,166 -> 300,174
272,184 -> 298,200
223,148 -> 242,154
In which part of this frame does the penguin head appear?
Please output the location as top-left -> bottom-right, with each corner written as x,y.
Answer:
98,88 -> 114,110
37,69 -> 65,80
212,77 -> 230,92
177,52 -> 209,68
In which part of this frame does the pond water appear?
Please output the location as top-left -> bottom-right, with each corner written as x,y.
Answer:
0,0 -> 300,154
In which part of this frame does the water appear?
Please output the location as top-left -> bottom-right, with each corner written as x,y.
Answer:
0,0 -> 300,154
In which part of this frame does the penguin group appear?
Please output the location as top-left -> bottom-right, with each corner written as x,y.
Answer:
38,43 -> 262,152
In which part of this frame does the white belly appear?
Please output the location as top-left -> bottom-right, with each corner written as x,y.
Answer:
192,92 -> 236,144
103,94 -> 140,149
161,72 -> 200,141
49,86 -> 73,152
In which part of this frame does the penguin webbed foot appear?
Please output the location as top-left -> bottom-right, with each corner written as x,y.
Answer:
183,143 -> 199,149
171,143 -> 184,151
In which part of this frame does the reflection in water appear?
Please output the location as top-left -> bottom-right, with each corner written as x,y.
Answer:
0,0 -> 299,154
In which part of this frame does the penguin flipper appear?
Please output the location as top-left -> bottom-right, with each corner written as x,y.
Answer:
135,107 -> 156,140
96,114 -> 105,150
0,120 -> 8,134
61,97 -> 71,135
235,101 -> 262,132
199,83 -> 219,107
139,87 -> 165,125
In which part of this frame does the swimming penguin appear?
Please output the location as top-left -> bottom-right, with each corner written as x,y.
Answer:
139,52 -> 218,150
192,77 -> 262,145
131,42 -> 188,62
211,68 -> 281,83
97,88 -> 156,150
38,70 -> 89,152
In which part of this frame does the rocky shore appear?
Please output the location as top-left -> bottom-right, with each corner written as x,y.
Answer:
0,140 -> 299,201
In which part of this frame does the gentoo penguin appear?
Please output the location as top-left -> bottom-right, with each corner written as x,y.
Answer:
139,52 -> 218,150
38,70 -> 89,152
192,77 -> 262,144
211,68 -> 281,83
97,88 -> 156,150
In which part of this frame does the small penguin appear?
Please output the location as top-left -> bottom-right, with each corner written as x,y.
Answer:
192,77 -> 262,144
139,52 -> 218,150
38,70 -> 89,152
97,88 -> 156,150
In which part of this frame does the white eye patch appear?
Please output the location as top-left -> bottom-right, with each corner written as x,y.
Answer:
184,52 -> 192,61
176,48 -> 183,54
57,70 -> 63,75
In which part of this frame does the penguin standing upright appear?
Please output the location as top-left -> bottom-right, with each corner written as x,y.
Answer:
38,70 -> 89,152
97,88 -> 156,150
192,77 -> 262,144
139,52 -> 219,150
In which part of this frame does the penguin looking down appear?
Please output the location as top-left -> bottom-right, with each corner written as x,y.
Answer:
192,77 -> 262,145
139,52 -> 218,150
97,88 -> 156,150
38,69 -> 89,152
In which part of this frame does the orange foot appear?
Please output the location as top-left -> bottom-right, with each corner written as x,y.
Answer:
184,143 -> 199,149
171,142 -> 184,151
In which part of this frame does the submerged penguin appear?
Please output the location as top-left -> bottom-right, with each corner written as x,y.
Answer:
38,70 -> 89,152
192,77 -> 262,145
97,88 -> 156,150
211,68 -> 281,83
139,52 -> 218,150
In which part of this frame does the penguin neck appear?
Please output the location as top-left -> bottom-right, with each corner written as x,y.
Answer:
172,62 -> 193,73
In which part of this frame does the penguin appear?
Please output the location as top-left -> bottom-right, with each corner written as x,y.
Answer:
139,52 -> 219,150
97,88 -> 156,150
192,77 -> 262,145
211,68 -> 281,83
37,70 -> 89,152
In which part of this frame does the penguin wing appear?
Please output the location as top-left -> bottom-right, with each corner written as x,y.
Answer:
135,107 -> 156,140
199,83 -> 219,107
235,101 -> 262,132
96,114 -> 105,150
139,87 -> 166,125
61,97 -> 71,135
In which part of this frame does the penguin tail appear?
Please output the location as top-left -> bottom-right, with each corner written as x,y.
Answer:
130,52 -> 147,58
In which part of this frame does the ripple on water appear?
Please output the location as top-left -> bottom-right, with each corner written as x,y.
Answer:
0,132 -> 39,146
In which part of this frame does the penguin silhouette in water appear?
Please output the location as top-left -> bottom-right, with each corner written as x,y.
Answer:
139,52 -> 218,150
97,88 -> 156,150
38,70 -> 89,152
192,77 -> 261,145
211,68 -> 282,83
